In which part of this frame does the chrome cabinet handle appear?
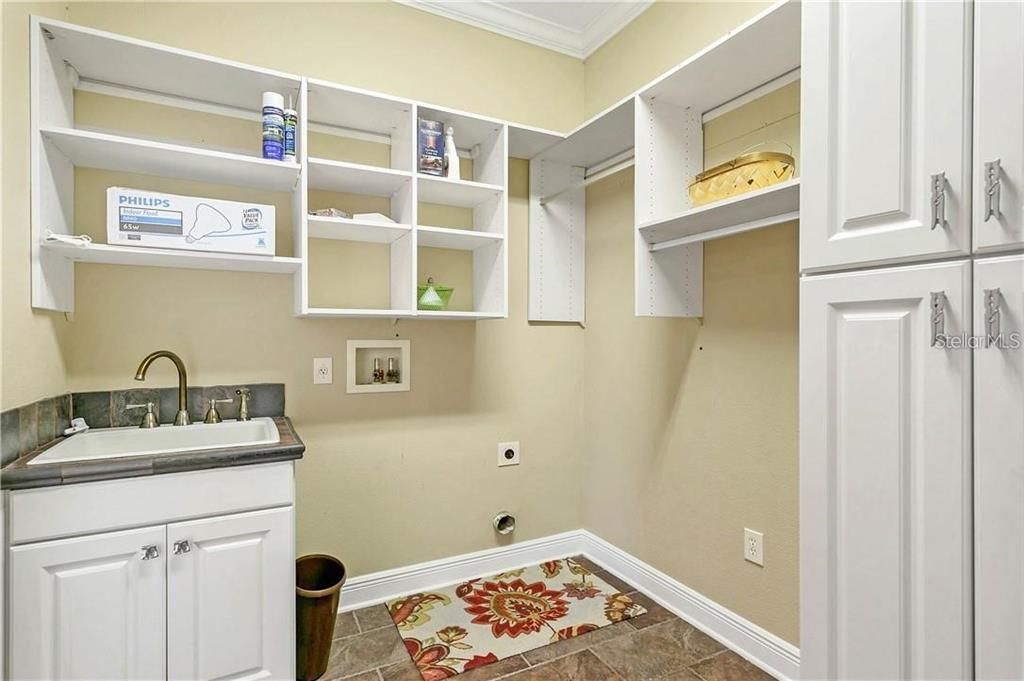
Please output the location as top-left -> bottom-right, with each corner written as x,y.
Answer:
930,291 -> 947,347
172,539 -> 192,555
984,159 -> 1002,222
141,544 -> 160,560
930,173 -> 947,230
985,288 -> 1002,348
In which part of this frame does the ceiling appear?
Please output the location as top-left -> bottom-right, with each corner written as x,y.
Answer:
394,1 -> 654,59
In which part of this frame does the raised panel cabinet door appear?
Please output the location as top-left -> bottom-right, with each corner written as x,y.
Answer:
974,2 -> 1024,253
800,260 -> 972,681
167,506 -> 294,681
9,525 -> 167,681
974,255 -> 1024,680
801,0 -> 972,272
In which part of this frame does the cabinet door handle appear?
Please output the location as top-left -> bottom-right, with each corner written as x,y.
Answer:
172,539 -> 192,555
984,159 -> 1002,222
930,291 -> 947,347
930,173 -> 947,230
985,288 -> 1002,347
140,544 -> 160,560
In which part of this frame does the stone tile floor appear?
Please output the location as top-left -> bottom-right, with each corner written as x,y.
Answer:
323,557 -> 776,681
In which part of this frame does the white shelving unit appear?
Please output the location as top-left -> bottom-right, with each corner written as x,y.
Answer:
30,18 -> 510,319
30,16 -> 304,312
526,0 -> 801,321
29,4 -> 798,322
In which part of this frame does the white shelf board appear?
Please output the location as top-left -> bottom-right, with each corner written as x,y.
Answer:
37,17 -> 300,112
301,307 -> 416,319
41,241 -> 301,274
417,104 -> 505,150
639,179 -> 800,249
509,124 -> 563,159
533,97 -> 635,169
417,225 -> 504,251
417,175 -> 503,208
41,126 -> 300,191
307,158 -> 411,196
415,310 -> 505,320
639,0 -> 800,112
307,79 -> 413,138
308,216 -> 411,244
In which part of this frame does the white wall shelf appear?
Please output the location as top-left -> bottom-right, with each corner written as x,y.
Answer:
307,158 -> 411,196
301,308 -> 415,319
639,179 -> 800,250
41,241 -> 302,274
417,175 -> 504,208
308,216 -> 411,244
41,126 -> 300,191
417,225 -> 504,251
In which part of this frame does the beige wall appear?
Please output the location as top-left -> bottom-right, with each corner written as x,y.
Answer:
1,0 -> 799,645
581,3 -> 800,644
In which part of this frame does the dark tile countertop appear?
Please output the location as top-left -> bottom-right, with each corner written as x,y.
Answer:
1,417 -> 304,491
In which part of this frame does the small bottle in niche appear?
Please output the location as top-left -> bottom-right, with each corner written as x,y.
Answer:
386,357 -> 401,383
372,358 -> 385,384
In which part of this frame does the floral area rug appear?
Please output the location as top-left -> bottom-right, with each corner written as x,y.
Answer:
385,557 -> 646,680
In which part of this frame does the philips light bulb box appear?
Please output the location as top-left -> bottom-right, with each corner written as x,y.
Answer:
106,188 -> 276,256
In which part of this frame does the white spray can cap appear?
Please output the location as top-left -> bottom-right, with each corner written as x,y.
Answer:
262,92 -> 284,109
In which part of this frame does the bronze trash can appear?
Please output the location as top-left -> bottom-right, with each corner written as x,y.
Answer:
296,554 -> 347,681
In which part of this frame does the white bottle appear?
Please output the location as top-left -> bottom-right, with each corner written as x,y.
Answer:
444,127 -> 460,181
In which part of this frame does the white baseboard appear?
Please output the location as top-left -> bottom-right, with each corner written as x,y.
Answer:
579,531 -> 800,681
339,529 -> 800,681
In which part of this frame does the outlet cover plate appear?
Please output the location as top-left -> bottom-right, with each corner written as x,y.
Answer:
497,441 -> 520,467
744,528 -> 764,566
313,357 -> 333,385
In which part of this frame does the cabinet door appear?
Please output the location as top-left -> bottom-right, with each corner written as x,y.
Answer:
167,506 -> 294,681
801,0 -> 972,272
800,260 -> 972,680
974,255 -> 1024,680
974,2 -> 1024,253
9,525 -> 166,681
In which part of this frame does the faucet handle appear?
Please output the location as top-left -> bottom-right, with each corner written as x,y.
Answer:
126,402 -> 159,429
203,398 -> 233,425
235,388 -> 252,421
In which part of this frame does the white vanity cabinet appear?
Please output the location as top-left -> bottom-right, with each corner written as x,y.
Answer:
801,0 -> 972,271
6,463 -> 296,681
10,525 -> 168,681
973,0 -> 1024,254
799,260 -> 973,681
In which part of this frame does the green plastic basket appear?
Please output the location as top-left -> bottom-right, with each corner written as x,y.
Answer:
417,282 -> 454,311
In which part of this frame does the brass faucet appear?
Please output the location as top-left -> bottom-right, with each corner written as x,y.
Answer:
134,350 -> 191,426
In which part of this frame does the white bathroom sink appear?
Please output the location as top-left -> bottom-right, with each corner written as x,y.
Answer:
29,417 -> 280,465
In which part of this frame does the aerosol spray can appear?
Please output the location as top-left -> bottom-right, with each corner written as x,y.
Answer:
261,92 -> 285,161
283,96 -> 298,163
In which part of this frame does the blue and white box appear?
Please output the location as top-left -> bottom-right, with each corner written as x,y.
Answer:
106,187 -> 276,256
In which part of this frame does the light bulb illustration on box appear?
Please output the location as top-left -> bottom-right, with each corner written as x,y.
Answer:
186,203 -> 233,243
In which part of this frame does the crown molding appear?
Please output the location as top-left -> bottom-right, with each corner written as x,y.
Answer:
393,1 -> 653,59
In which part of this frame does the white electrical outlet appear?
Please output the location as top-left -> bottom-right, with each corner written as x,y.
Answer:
497,441 -> 520,467
313,357 -> 333,385
744,528 -> 764,566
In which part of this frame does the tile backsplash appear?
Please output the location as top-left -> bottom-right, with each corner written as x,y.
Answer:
2,383 -> 284,465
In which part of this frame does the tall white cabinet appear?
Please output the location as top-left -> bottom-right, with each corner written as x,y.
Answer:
974,254 -> 1024,681
802,1 -> 1024,679
800,261 -> 973,681
800,0 -> 972,272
